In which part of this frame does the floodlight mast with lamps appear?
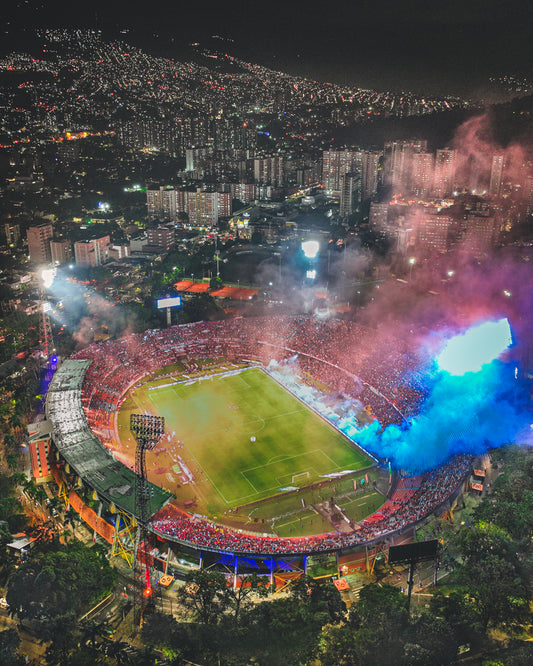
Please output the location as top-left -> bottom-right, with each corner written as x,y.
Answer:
130,414 -> 165,626
39,267 -> 56,357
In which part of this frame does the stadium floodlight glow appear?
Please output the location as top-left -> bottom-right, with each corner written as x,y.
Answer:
306,269 -> 317,280
437,318 -> 512,376
130,414 -> 165,450
301,240 -> 319,259
156,296 -> 181,309
42,302 -> 52,313
41,267 -> 57,289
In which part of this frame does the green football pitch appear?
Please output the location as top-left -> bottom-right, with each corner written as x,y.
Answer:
116,367 -> 373,514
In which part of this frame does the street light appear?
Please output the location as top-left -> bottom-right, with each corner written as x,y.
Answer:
409,257 -> 415,281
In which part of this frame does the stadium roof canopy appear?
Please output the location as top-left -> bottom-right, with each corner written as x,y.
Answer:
46,359 -> 172,518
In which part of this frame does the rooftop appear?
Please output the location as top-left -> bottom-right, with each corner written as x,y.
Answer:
46,359 -> 173,518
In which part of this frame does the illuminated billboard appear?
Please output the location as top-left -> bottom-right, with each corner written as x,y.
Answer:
156,296 -> 181,309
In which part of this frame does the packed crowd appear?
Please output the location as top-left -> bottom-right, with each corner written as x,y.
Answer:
74,315 -> 426,435
69,315 -> 466,554
150,455 -> 472,554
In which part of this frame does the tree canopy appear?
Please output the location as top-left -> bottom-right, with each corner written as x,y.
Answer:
6,540 -> 117,638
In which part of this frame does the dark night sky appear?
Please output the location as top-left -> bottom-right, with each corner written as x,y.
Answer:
4,0 -> 533,97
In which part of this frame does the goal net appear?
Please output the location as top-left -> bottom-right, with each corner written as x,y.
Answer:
291,471 -> 310,485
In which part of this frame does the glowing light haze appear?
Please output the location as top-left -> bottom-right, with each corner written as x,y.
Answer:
437,318 -> 513,375
301,240 -> 319,259
41,267 -> 57,290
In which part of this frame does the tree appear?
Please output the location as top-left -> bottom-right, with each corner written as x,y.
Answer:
0,521 -> 12,571
291,575 -> 346,624
429,591 -> 484,649
405,613 -> 457,665
104,639 -> 135,664
79,619 -> 109,649
141,611 -> 191,662
52,645 -> 110,666
345,583 -> 410,666
6,541 -> 117,636
472,447 -> 533,541
415,516 -> 458,570
223,572 -> 268,624
42,613 -> 78,664
251,230 -> 263,245
454,523 -> 530,630
64,507 -> 80,539
5,456 -> 18,472
243,595 -> 321,665
349,583 -> 409,632
0,628 -> 22,666
209,275 -> 223,290
178,569 -> 229,625
316,623 -> 361,666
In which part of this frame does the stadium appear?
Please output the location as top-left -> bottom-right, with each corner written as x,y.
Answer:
43,315 -> 473,578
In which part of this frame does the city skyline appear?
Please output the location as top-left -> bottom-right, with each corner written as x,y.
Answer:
3,0 -> 533,98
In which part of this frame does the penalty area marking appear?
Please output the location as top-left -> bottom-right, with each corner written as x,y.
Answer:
181,440 -> 258,505
241,450 -> 327,475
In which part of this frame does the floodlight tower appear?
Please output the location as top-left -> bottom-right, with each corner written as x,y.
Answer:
130,414 -> 165,626
39,303 -> 54,357
40,268 -> 56,357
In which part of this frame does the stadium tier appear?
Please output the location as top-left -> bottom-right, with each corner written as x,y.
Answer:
44,316 -> 472,556
46,359 -> 172,518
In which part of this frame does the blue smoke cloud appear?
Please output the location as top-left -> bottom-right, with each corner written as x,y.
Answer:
437,318 -> 512,375
357,351 -> 531,474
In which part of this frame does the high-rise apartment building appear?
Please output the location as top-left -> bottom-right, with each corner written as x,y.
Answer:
50,239 -> 72,265
411,152 -> 434,199
415,213 -> 453,253
339,172 -> 361,218
360,151 -> 381,201
185,147 -> 212,172
433,148 -> 456,198
186,190 -> 232,226
147,187 -> 185,219
369,202 -> 390,230
383,140 -> 427,194
3,223 -> 20,246
253,156 -> 285,187
146,225 -> 175,250
231,183 -> 257,204
462,214 -> 498,257
322,150 -> 359,196
489,155 -> 504,197
74,236 -> 110,267
27,223 -> 53,263
146,187 -> 164,218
